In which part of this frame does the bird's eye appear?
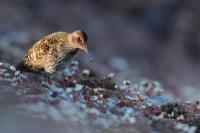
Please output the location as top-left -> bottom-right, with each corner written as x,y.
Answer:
77,37 -> 81,43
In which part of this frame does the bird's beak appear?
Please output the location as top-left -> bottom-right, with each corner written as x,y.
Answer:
82,46 -> 93,62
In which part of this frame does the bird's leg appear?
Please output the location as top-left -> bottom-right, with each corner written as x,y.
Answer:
46,75 -> 52,85
42,75 -> 61,99
42,74 -> 53,88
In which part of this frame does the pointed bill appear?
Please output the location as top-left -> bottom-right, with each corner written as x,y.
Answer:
83,46 -> 93,62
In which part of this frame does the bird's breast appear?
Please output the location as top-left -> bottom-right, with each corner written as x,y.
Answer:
55,49 -> 79,71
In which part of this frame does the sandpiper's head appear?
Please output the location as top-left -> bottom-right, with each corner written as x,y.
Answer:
68,30 -> 88,52
68,30 -> 92,61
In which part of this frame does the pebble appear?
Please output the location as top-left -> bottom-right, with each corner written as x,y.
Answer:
158,112 -> 165,119
123,80 -> 131,85
107,73 -> 114,78
14,70 -> 20,76
91,96 -> 98,101
10,65 -> 16,71
176,115 -> 185,121
186,101 -> 191,104
146,102 -> 152,107
74,84 -> 83,91
175,123 -> 197,133
65,87 -> 73,93
82,69 -> 90,76
71,60 -> 79,66
105,97 -> 117,109
3,73 -> 10,77
125,95 -> 134,100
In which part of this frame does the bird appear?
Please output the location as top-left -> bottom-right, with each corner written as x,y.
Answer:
16,30 -> 91,85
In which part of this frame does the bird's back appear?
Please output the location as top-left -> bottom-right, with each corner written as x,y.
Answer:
20,32 -> 70,74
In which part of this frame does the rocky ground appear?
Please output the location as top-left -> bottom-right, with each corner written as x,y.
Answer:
0,60 -> 200,133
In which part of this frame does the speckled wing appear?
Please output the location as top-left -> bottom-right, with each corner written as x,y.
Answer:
23,32 -> 67,71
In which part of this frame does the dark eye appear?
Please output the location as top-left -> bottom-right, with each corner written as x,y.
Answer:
77,37 -> 81,42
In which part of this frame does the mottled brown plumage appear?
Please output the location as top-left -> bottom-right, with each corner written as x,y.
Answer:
17,30 -> 90,84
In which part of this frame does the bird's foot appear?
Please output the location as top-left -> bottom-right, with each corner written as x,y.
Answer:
41,81 -> 64,100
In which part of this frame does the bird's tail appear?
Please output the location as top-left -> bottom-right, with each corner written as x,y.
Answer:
16,62 -> 26,72
16,62 -> 35,73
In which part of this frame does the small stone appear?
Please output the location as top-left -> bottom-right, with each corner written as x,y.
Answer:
158,112 -> 165,119
69,94 -> 73,99
170,112 -> 175,117
98,100 -> 103,104
186,101 -> 191,105
153,87 -> 164,93
153,81 -> 160,87
1,69 -> 7,73
74,84 -> 83,91
120,85 -> 128,90
82,69 -> 90,76
65,88 -> 73,93
123,80 -> 131,85
14,71 -> 20,76
175,123 -> 191,132
3,73 -> 10,77
146,102 -> 152,107
105,97 -> 117,109
114,84 -> 118,89
72,80 -> 77,84
125,95 -> 134,100
107,73 -> 114,78
94,88 -> 104,92
50,91 -> 59,98
177,115 -> 185,121
71,70 -> 76,75
10,66 -> 16,71
71,60 -> 79,66
91,96 -> 98,101
136,91 -> 140,95
99,94 -> 104,98
125,108 -> 133,114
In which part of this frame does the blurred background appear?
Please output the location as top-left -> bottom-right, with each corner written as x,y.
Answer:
0,0 -> 200,100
